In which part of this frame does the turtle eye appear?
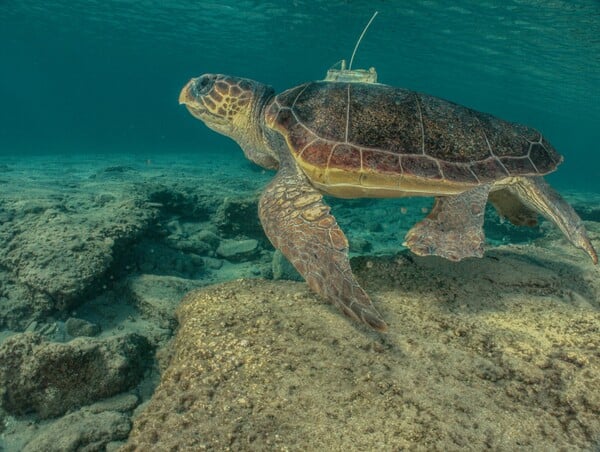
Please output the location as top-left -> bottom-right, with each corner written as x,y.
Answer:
194,75 -> 214,95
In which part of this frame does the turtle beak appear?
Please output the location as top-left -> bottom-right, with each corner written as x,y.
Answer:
179,78 -> 208,120
178,79 -> 195,105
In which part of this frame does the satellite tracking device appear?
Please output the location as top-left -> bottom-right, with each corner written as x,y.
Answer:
324,11 -> 379,84
325,60 -> 378,83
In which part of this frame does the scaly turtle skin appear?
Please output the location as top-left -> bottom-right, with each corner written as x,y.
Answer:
179,74 -> 597,331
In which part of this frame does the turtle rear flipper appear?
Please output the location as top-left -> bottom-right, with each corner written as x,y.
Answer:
404,184 -> 491,261
508,177 -> 597,264
259,159 -> 388,332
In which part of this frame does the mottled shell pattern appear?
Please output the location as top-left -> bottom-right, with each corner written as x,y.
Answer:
265,81 -> 562,192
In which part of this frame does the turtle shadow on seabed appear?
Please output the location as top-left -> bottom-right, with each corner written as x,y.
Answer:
352,245 -> 599,323
265,235 -> 600,358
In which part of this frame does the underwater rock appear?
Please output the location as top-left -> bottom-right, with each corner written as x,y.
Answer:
574,204 -> 600,222
164,221 -> 221,256
271,249 -> 302,281
0,196 -> 157,326
133,240 -> 205,278
101,165 -> 136,173
124,239 -> 599,450
22,410 -> 131,452
0,207 -> 14,223
214,196 -> 267,240
65,317 -> 101,337
166,235 -> 212,255
193,229 -> 221,248
89,166 -> 139,182
349,236 -> 373,253
216,238 -> 260,262
126,274 -> 205,329
146,186 -> 214,220
0,332 -> 153,418
366,220 -> 384,232
202,256 -> 224,270
85,393 -> 139,414
94,192 -> 117,206
0,273 -> 53,331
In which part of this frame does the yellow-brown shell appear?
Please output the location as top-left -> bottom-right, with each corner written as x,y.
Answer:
264,81 -> 562,197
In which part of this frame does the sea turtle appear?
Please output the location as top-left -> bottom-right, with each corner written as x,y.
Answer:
179,74 -> 597,331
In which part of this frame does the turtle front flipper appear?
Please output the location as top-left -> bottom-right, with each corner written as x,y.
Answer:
404,184 -> 491,261
259,162 -> 388,332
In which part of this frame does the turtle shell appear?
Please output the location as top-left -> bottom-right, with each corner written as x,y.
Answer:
264,81 -> 562,197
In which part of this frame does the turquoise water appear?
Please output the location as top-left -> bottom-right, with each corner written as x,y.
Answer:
0,2 -> 599,449
1,0 -> 599,189
0,0 -> 600,451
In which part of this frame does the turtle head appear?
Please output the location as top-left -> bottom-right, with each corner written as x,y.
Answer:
179,74 -> 278,169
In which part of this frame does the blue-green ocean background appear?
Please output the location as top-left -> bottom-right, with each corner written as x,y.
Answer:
1,0 -> 599,190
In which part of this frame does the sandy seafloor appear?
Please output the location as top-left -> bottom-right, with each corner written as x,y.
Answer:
0,152 -> 598,450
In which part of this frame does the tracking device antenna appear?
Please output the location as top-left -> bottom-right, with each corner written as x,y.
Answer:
324,11 -> 379,83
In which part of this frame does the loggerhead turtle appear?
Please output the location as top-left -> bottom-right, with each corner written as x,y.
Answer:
179,74 -> 597,331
